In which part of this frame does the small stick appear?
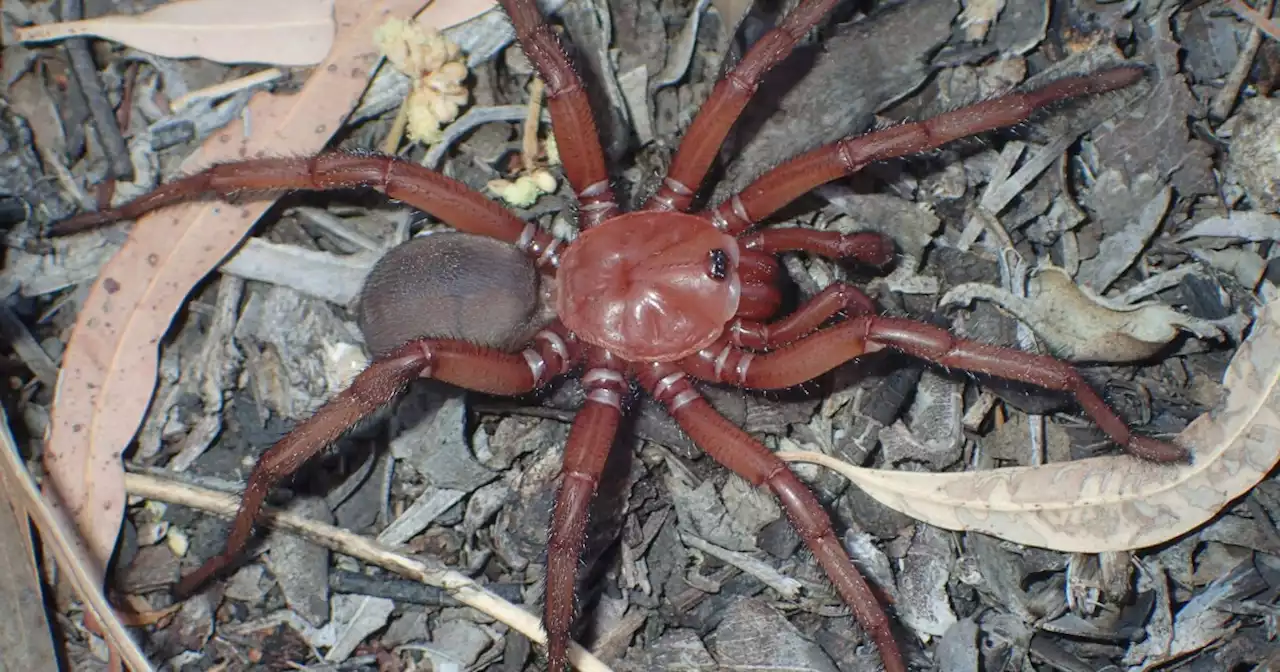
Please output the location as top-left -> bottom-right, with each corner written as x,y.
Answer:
1228,0 -> 1280,41
522,77 -> 545,173
1213,0 -> 1277,119
96,61 -> 138,209
381,94 -> 412,154
169,68 -> 284,113
59,0 -> 134,182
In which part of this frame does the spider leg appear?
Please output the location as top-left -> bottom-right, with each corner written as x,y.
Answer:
637,362 -> 907,672
647,0 -> 843,212
500,0 -> 619,227
682,317 -> 1188,463
50,154 -> 564,269
729,282 -> 879,350
727,230 -> 891,348
737,228 -> 895,267
544,348 -> 628,672
708,67 -> 1146,234
174,328 -> 579,598
732,249 -> 785,321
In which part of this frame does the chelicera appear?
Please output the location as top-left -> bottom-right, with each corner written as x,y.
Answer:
54,0 -> 1191,669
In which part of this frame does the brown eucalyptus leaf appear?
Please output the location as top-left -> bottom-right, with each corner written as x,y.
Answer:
779,299 -> 1279,554
15,0 -> 336,67
43,0 -> 431,583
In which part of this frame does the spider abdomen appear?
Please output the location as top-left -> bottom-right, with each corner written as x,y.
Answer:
357,232 -> 552,358
556,212 -> 741,362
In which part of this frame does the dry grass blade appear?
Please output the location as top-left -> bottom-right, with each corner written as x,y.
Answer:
780,300 -> 1279,553
43,0 -> 429,586
14,0 -> 337,67
122,472 -> 615,672
0,410 -> 154,672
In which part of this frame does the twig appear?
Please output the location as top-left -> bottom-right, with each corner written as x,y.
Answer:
679,532 -> 804,599
329,570 -> 525,605
0,304 -> 59,386
381,95 -> 413,154
122,471 -> 616,672
522,78 -> 545,173
59,0 -> 133,182
653,0 -> 711,89
169,68 -> 284,114
0,410 -> 154,672
1229,0 -> 1280,41
1214,0 -> 1277,119
95,61 -> 139,209
421,105 -> 551,168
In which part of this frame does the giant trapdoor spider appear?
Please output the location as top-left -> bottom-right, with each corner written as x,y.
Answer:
54,0 -> 1190,669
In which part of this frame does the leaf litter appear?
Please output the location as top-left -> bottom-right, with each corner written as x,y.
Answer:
14,0 -> 338,67
3,0 -> 1280,670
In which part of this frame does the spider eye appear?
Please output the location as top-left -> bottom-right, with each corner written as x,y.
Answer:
707,248 -> 729,281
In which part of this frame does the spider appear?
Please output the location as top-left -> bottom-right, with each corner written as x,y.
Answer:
53,0 -> 1190,670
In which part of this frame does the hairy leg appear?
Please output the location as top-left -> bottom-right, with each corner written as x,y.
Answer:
638,362 -> 907,672
737,228 -> 895,267
682,316 -> 1188,462
709,67 -> 1145,233
175,329 -> 579,597
728,282 -> 879,349
543,347 -> 628,671
499,0 -> 619,227
647,0 -> 842,212
51,154 -> 566,271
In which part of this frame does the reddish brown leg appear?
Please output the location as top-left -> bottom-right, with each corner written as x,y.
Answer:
646,0 -> 841,211
709,67 -> 1146,233
50,154 -> 565,268
499,0 -> 619,228
729,282 -> 878,349
637,363 -> 907,672
175,329 -> 580,597
544,347 -> 628,672
737,228 -> 896,267
681,316 -> 1188,462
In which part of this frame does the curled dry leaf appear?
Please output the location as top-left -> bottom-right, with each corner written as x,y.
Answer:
15,0 -> 337,67
939,265 -> 1223,362
779,299 -> 1279,554
44,0 -> 430,581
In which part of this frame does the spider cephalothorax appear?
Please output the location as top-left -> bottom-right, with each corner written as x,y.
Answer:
53,1 -> 1189,670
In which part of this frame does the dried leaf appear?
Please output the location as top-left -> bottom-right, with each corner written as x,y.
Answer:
940,265 -> 1223,362
0,411 -> 152,671
779,298 -> 1279,554
15,0 -> 336,67
958,0 -> 1005,41
414,0 -> 498,29
44,0 -> 430,581
1221,97 -> 1280,212
325,595 -> 396,663
1176,211 -> 1280,242
709,0 -> 753,33
707,598 -> 838,672
1077,183 -> 1171,292
0,454 -> 59,670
